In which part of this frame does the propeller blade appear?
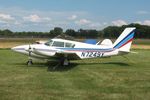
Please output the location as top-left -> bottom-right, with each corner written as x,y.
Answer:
28,44 -> 32,56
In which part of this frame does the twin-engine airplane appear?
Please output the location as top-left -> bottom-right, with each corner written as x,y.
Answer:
12,27 -> 136,66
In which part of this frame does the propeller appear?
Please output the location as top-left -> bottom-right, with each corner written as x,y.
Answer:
28,44 -> 32,57
28,36 -> 34,57
26,36 -> 34,66
27,43 -> 34,65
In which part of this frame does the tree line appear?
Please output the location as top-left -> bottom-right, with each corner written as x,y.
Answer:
0,23 -> 150,38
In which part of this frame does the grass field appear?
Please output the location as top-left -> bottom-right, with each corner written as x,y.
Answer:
0,49 -> 150,100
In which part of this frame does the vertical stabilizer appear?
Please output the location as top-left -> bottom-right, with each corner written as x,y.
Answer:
113,27 -> 136,52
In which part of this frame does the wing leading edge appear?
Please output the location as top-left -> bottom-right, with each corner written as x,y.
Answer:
55,52 -> 81,60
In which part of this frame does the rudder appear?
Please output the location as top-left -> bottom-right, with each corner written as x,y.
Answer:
113,27 -> 136,52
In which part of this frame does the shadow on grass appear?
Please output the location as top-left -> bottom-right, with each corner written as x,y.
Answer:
13,61 -> 78,72
77,62 -> 130,66
14,62 -> 47,67
101,62 -> 130,66
13,61 -> 130,72
47,61 -> 78,72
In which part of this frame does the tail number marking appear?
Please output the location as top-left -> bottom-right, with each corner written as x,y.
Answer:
81,52 -> 104,58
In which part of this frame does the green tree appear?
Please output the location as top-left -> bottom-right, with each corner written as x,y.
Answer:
50,27 -> 63,37
103,26 -> 121,38
65,29 -> 76,36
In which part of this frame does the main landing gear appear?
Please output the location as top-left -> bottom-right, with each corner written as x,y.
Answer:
60,57 -> 70,66
48,57 -> 70,71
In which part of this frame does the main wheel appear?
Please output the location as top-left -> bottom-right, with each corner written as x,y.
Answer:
63,59 -> 69,66
60,58 -> 70,66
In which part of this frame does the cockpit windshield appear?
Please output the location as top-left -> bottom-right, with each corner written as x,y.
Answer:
45,40 -> 53,46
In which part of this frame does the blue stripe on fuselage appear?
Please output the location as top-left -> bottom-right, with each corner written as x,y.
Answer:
57,48 -> 114,52
35,48 -> 114,53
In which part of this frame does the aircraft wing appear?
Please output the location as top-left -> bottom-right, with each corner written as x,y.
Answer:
55,52 -> 81,60
118,50 -> 130,55
118,50 -> 138,54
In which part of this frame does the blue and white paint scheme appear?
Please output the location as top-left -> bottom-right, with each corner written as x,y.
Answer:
11,27 -> 136,65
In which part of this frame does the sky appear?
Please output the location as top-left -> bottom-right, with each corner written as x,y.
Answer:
0,0 -> 150,32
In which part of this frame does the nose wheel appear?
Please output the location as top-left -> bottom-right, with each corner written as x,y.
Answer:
27,59 -> 33,66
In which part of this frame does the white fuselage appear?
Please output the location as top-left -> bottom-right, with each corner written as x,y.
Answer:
12,39 -> 120,60
12,28 -> 136,63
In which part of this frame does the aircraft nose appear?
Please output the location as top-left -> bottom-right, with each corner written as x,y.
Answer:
11,47 -> 15,51
11,46 -> 17,52
11,45 -> 28,54
11,46 -> 23,52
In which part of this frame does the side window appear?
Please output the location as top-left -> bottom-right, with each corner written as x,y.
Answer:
71,44 -> 75,48
65,42 -> 75,48
65,43 -> 72,47
52,41 -> 64,47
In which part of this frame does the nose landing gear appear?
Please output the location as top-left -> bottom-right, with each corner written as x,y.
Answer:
27,59 -> 33,66
27,44 -> 33,66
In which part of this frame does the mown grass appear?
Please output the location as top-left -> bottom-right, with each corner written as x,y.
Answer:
0,49 -> 150,100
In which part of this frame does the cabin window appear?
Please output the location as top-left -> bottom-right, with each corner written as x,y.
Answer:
65,42 -> 75,48
52,41 -> 64,47
45,40 -> 53,46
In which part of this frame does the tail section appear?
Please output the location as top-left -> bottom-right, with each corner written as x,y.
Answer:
113,27 -> 136,52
